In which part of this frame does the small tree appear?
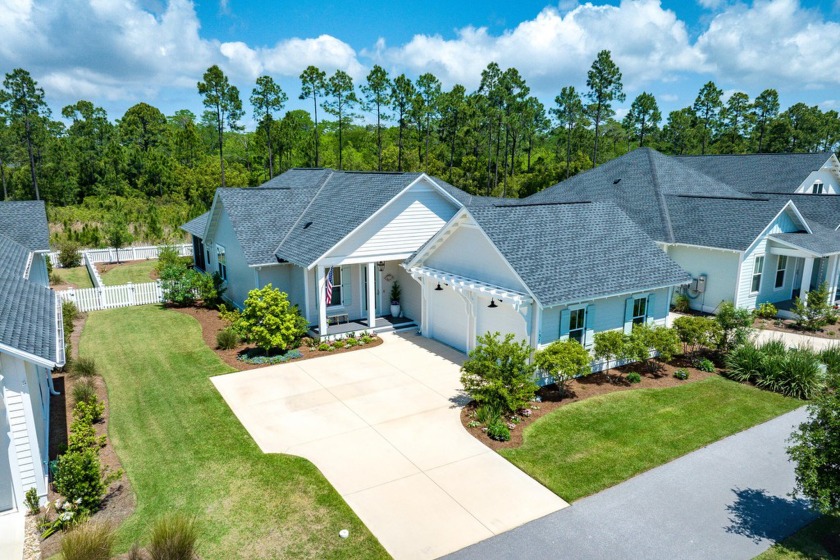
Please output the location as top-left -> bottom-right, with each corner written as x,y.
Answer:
238,284 -> 308,353
625,324 -> 654,371
460,332 -> 537,414
715,301 -> 753,352
672,315 -> 720,356
57,240 -> 82,268
787,388 -> 840,516
648,325 -> 681,369
534,339 -> 592,396
106,217 -> 132,264
792,282 -> 832,332
593,330 -> 627,380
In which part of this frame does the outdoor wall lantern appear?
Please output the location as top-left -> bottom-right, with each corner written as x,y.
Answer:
435,283 -> 444,291
377,261 -> 385,271
488,298 -> 498,308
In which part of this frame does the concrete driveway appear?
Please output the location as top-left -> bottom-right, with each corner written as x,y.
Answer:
212,332 -> 567,560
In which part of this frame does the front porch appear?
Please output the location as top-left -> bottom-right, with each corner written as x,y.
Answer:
309,314 -> 417,338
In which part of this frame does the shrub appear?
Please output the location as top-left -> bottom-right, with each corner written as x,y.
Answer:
25,487 -> 40,516
648,325 -> 681,366
361,335 -> 373,344
593,330 -> 627,378
58,240 -> 82,268
63,300 -> 80,344
534,339 -> 592,395
60,522 -> 115,560
820,345 -> 840,378
673,315 -> 712,355
474,404 -> 501,426
345,337 -> 359,347
625,324 -> 654,369
216,327 -> 240,350
673,293 -> 691,313
148,513 -> 199,560
725,341 -> 764,383
486,420 -> 511,442
74,398 -> 105,425
626,372 -> 642,384
756,347 -> 823,400
160,264 -> 196,307
787,389 -> 840,516
72,378 -> 98,406
54,449 -> 107,515
756,302 -> 778,320
715,302 -> 754,352
238,284 -> 308,352
696,358 -> 716,373
674,369 -> 689,380
236,349 -> 303,365
317,342 -> 330,351
332,339 -> 346,349
390,280 -> 401,304
71,357 -> 98,378
792,282 -> 833,332
460,332 -> 537,414
155,245 -> 181,273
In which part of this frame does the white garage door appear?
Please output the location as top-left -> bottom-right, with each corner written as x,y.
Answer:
476,296 -> 528,344
428,285 -> 469,352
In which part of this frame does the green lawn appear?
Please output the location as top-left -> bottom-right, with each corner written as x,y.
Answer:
755,516 -> 840,559
98,260 -> 158,285
80,305 -> 388,559
502,376 -> 802,502
52,266 -> 93,288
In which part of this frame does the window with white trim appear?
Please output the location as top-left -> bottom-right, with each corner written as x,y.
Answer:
632,297 -> 648,325
569,308 -> 585,344
751,255 -> 764,293
813,182 -> 825,194
216,244 -> 227,280
775,255 -> 787,289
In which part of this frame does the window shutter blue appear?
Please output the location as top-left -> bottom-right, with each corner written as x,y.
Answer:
624,298 -> 634,334
646,294 -> 656,325
584,304 -> 596,347
559,309 -> 571,341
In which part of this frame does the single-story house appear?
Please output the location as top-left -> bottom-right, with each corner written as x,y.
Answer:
182,169 -> 482,337
527,148 -> 840,315
0,201 -> 65,514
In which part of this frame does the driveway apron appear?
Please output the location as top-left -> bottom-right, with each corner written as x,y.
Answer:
212,332 -> 567,560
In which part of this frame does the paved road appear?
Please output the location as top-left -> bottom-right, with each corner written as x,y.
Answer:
444,407 -> 818,560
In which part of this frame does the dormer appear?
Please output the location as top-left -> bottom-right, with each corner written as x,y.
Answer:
794,155 -> 840,194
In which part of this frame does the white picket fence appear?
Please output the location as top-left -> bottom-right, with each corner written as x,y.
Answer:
57,281 -> 165,312
49,243 -> 192,268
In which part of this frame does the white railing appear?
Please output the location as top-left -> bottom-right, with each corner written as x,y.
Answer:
84,253 -> 105,288
57,281 -> 165,312
49,243 -> 192,268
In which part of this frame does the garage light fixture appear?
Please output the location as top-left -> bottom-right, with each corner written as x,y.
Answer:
488,298 -> 498,308
377,261 -> 385,271
435,283 -> 443,291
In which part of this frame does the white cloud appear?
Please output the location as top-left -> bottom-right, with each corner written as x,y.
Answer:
695,0 -> 840,90
373,0 -> 704,94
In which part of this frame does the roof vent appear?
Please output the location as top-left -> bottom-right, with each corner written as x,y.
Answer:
303,221 -> 313,229
613,178 -> 621,185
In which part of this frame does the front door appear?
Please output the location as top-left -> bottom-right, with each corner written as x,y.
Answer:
362,265 -> 381,316
0,391 -> 15,512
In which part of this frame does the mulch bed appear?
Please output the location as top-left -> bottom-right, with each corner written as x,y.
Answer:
461,353 -> 723,452
42,313 -> 135,558
171,306 -> 383,371
754,316 -> 840,341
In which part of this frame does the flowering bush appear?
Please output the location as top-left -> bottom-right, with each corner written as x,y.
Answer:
40,497 -> 82,538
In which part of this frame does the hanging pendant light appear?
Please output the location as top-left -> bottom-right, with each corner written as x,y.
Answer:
488,298 -> 498,308
435,283 -> 443,291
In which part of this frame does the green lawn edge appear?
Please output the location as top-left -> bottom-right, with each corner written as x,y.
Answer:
53,266 -> 93,289
501,376 -> 802,503
754,515 -> 840,559
98,260 -> 158,286
79,305 -> 389,559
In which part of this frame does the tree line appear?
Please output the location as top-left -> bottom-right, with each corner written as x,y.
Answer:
2,50 -> 839,212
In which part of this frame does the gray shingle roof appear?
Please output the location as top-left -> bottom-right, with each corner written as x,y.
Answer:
466,202 -> 691,307
0,202 -> 61,365
527,148 -> 747,243
0,201 -> 50,251
664,195 -> 790,251
770,221 -> 840,255
764,194 -> 840,229
676,153 -> 832,195
273,171 -> 429,267
181,212 -> 209,238
215,188 -> 317,266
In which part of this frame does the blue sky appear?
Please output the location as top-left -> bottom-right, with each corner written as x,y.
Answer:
1,0 -> 839,127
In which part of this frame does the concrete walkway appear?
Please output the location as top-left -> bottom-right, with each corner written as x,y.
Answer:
212,332 -> 567,560
0,510 -> 24,560
445,407 -> 817,560
755,328 -> 839,351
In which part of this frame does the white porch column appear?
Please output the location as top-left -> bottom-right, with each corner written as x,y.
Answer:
800,256 -> 815,303
317,265 -> 328,336
367,263 -> 376,328
828,255 -> 840,305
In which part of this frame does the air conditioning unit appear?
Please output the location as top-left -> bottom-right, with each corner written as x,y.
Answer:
690,274 -> 707,294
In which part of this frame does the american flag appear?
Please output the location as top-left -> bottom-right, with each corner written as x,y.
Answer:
325,267 -> 334,306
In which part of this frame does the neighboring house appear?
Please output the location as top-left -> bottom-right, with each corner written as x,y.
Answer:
182,169 -> 480,337
528,148 -> 840,315
0,201 -> 65,514
403,202 -> 690,356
